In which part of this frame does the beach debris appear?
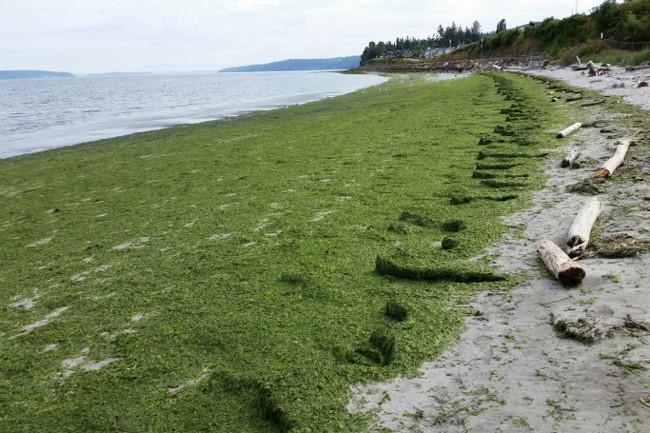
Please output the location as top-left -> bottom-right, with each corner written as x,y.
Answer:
537,239 -> 585,285
375,256 -> 505,283
557,122 -> 582,138
551,310 -> 613,344
566,197 -> 602,258
572,56 -> 588,71
587,60 -> 611,77
625,61 -> 650,72
624,314 -> 650,332
595,138 -> 632,178
566,178 -> 606,195
561,147 -> 581,167
588,233 -> 650,258
581,99 -> 606,107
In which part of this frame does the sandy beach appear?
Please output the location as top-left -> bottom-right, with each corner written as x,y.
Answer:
529,64 -> 650,110
348,66 -> 650,432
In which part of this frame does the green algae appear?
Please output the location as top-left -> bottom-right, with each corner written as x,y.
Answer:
0,72 -> 572,432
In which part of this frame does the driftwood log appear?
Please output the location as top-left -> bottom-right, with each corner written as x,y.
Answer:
587,61 -> 611,77
581,99 -> 606,107
587,61 -> 598,77
557,123 -> 582,138
625,63 -> 650,72
572,56 -> 588,71
537,239 -> 586,285
595,139 -> 631,178
561,148 -> 581,167
566,197 -> 602,258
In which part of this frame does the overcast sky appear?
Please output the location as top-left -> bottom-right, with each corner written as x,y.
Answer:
0,0 -> 608,73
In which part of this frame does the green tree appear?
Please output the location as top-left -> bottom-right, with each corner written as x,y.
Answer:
376,41 -> 387,57
361,41 -> 378,63
496,18 -> 507,33
471,20 -> 482,41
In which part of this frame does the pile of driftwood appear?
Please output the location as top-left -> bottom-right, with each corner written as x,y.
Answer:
537,131 -> 636,285
572,56 -> 611,76
572,57 -> 649,88
536,197 -> 601,285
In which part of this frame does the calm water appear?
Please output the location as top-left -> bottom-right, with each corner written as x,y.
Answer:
0,71 -> 387,159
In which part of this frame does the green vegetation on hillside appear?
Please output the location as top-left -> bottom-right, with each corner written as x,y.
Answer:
1,72 -> 575,432
362,0 -> 650,65
477,0 -> 650,59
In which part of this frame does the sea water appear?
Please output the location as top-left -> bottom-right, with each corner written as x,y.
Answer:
0,71 -> 387,159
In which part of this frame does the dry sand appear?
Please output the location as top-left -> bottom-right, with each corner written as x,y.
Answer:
348,67 -> 650,432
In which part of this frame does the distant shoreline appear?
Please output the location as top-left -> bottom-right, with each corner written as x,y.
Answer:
219,56 -> 360,72
0,70 -> 74,80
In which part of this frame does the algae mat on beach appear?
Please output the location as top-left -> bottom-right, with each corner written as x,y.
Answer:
0,73 -> 570,432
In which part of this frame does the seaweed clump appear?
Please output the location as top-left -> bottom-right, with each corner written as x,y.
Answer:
375,256 -> 504,283
384,300 -> 409,321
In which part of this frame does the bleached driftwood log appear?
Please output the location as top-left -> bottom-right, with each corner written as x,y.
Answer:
595,139 -> 631,178
587,61 -> 598,77
537,239 -> 586,285
557,123 -> 582,138
586,61 -> 611,76
561,148 -> 581,167
566,197 -> 602,258
625,63 -> 650,72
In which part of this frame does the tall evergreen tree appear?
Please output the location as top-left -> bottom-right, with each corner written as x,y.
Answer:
471,20 -> 482,41
496,18 -> 507,33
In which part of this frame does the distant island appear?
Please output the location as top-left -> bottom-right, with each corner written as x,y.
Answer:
0,70 -> 75,80
219,56 -> 361,72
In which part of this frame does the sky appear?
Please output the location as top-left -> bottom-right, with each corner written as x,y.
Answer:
0,0 -> 609,74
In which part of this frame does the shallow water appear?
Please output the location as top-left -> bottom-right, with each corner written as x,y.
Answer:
0,71 -> 386,159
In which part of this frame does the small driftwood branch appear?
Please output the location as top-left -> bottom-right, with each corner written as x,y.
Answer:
581,99 -> 606,107
595,139 -> 631,178
561,148 -> 581,167
566,197 -> 602,258
625,63 -> 650,72
557,123 -> 582,139
624,314 -> 650,332
537,239 -> 586,285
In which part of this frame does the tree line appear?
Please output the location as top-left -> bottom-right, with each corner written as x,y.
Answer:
361,20 -> 490,62
482,0 -> 650,57
361,0 -> 650,63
